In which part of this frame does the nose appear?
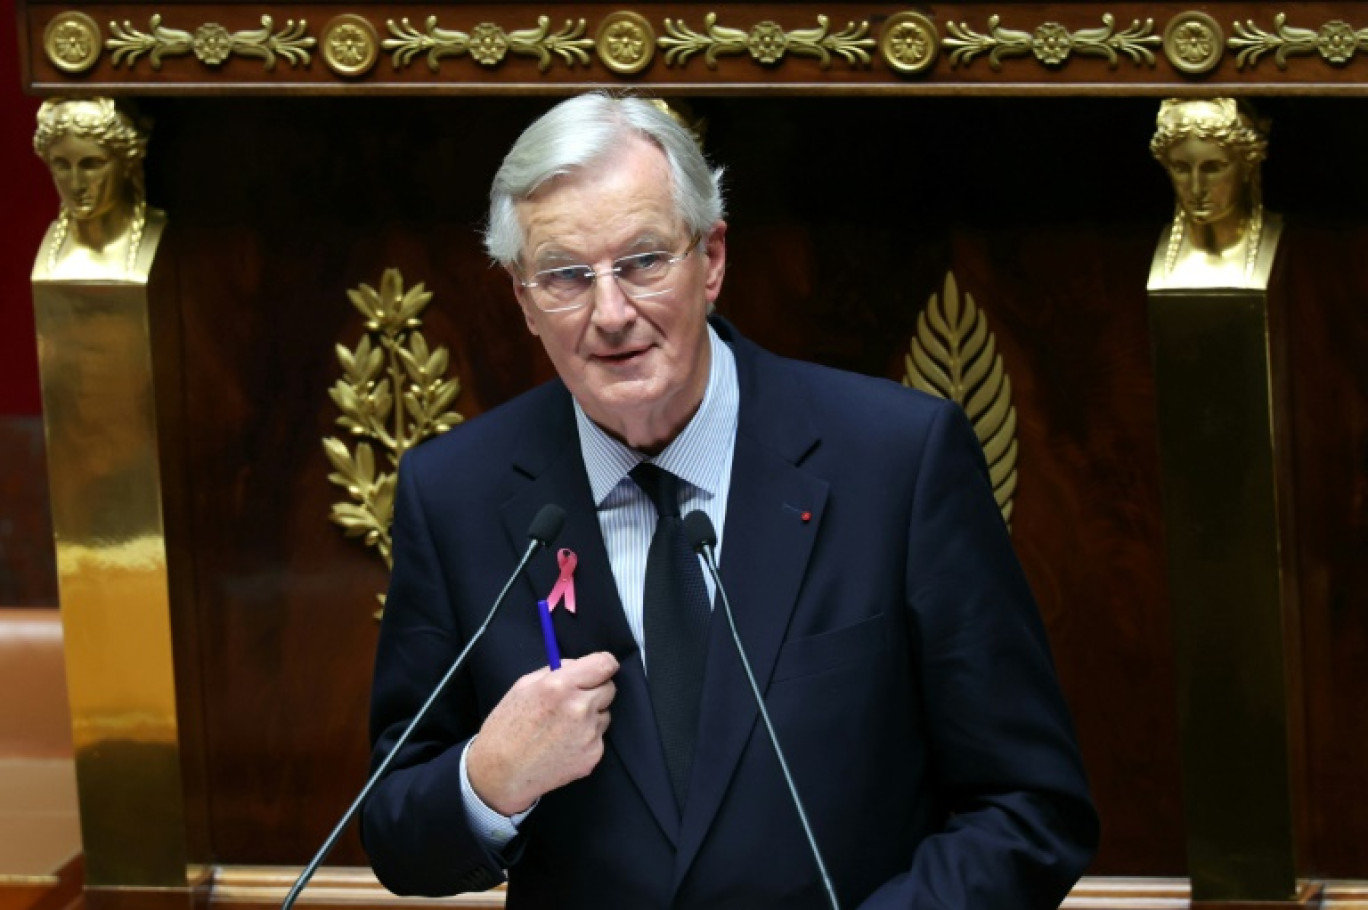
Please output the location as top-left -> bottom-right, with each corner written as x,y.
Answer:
587,270 -> 636,333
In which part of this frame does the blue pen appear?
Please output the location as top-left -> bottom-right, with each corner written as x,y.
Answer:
537,599 -> 562,670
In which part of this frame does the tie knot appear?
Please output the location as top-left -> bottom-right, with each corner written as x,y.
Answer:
630,462 -> 683,518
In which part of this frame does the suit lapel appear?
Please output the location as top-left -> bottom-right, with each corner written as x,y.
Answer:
674,326 -> 828,884
499,386 -> 680,846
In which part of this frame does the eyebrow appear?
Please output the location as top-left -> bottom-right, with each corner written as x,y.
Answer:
530,232 -> 675,269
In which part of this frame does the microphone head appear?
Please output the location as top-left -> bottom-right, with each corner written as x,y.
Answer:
528,504 -> 566,547
682,510 -> 717,552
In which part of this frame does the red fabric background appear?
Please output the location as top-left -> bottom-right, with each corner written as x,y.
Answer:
1,0 -> 53,416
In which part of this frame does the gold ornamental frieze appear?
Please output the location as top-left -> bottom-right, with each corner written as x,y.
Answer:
107,13 -> 314,70
1230,13 -> 1368,69
44,11 -> 102,74
902,272 -> 1019,527
324,269 -> 463,606
944,13 -> 1161,69
659,13 -> 875,69
32,6 -> 1368,86
384,15 -> 594,71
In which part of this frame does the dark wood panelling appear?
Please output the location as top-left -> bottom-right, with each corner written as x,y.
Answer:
1281,219 -> 1368,874
118,86 -> 1368,882
144,95 -> 1196,873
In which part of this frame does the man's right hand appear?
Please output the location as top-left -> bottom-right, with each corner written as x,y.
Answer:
466,651 -> 619,816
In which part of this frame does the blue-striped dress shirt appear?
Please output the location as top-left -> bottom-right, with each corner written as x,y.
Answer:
462,325 -> 740,846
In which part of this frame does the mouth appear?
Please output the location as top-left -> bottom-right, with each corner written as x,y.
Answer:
593,345 -> 651,366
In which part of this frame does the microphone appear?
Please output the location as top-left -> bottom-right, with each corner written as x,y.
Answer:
281,504 -> 566,909
682,511 -> 840,910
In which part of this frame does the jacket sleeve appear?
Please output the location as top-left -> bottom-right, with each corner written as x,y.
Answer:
859,401 -> 1100,909
359,456 -> 511,896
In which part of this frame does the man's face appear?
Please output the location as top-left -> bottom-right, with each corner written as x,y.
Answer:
47,134 -> 124,222
510,135 -> 726,451
1165,136 -> 1246,227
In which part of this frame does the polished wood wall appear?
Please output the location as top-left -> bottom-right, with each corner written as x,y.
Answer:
129,93 -> 1368,883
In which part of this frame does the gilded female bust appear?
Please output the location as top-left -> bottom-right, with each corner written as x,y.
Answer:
1149,98 -> 1281,290
32,98 -> 166,282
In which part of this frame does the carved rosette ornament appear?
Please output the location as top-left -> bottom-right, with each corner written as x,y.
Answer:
945,13 -> 1161,70
324,269 -> 464,610
106,14 -> 315,70
903,272 -> 1019,528
1231,13 -> 1368,69
321,14 -> 379,76
879,11 -> 939,75
1163,11 -> 1223,75
596,11 -> 655,75
659,13 -> 875,69
44,11 -> 102,74
384,16 -> 593,72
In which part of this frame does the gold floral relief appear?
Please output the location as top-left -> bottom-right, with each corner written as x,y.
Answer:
597,11 -> 655,74
44,11 -> 102,74
384,15 -> 593,72
1164,11 -> 1223,75
659,13 -> 874,69
321,14 -> 379,76
944,13 -> 1160,70
1230,13 -> 1368,69
106,13 -> 314,70
880,11 -> 939,76
903,272 -> 1019,528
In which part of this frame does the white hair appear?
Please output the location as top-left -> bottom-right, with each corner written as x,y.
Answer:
484,92 -> 725,266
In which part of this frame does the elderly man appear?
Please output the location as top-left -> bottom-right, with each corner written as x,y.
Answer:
362,93 -> 1098,909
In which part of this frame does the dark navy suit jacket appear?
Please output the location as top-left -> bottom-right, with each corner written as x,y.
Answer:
362,318 -> 1099,908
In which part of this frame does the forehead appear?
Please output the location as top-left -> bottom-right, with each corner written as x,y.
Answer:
515,136 -> 682,262
1166,135 -> 1235,166
48,133 -> 111,162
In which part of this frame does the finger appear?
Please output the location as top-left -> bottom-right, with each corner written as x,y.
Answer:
587,680 -> 617,711
512,664 -> 552,691
561,651 -> 620,687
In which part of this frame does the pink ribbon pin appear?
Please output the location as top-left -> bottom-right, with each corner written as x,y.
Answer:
545,548 -> 577,614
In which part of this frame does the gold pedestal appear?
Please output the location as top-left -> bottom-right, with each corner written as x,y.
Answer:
32,215 -> 198,896
1147,216 -> 1303,903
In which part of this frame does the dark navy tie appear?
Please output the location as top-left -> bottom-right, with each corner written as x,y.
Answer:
630,462 -> 711,808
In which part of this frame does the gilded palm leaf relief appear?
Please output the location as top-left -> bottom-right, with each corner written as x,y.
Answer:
902,271 -> 1019,527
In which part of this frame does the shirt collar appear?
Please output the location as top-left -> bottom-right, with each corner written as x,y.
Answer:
575,324 -> 739,506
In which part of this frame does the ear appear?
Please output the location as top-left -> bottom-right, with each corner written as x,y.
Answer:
701,221 -> 727,305
507,266 -> 541,336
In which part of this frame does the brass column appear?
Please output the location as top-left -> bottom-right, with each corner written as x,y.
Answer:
1148,218 -> 1305,903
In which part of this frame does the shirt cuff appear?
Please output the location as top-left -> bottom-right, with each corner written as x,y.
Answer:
459,737 -> 535,850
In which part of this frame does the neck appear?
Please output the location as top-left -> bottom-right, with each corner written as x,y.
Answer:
71,203 -> 134,252
1184,207 -> 1249,257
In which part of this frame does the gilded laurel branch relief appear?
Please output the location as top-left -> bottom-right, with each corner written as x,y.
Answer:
659,13 -> 875,68
106,13 -> 314,69
384,16 -> 594,71
324,270 -> 463,609
903,272 -> 1019,527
